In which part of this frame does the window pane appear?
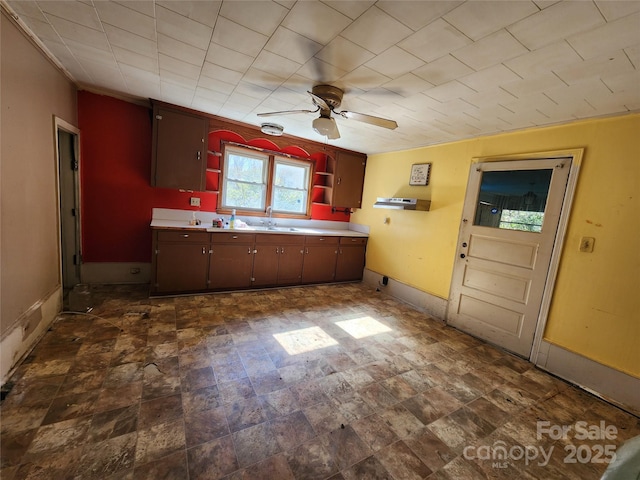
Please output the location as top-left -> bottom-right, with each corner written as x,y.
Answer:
226,181 -> 265,210
227,154 -> 265,183
272,158 -> 310,214
273,188 -> 306,213
275,163 -> 306,188
222,147 -> 268,210
474,169 -> 552,233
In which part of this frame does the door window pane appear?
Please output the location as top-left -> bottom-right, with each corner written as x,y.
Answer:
474,169 -> 553,232
272,158 -> 310,214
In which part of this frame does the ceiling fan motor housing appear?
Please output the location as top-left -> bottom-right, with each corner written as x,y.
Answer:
311,85 -> 343,110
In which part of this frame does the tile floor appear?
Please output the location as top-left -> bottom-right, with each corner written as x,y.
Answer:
1,283 -> 638,479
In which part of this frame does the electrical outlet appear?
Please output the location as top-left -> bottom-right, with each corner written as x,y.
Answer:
579,236 -> 595,253
190,197 -> 201,207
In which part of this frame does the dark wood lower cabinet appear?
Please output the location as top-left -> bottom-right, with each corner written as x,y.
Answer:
151,229 -> 366,294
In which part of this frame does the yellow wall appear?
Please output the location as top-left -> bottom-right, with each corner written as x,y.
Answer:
352,114 -> 640,377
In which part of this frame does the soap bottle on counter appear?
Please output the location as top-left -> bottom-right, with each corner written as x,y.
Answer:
230,209 -> 236,229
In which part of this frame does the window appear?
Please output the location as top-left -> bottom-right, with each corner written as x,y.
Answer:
272,158 -> 310,214
221,145 -> 312,216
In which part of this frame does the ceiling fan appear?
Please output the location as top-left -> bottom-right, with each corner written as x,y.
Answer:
257,85 -> 398,140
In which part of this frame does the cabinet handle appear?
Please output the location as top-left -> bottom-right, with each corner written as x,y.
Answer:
305,248 -> 309,254
232,235 -> 238,239
337,177 -> 341,185
197,151 -> 201,160
339,248 -> 343,254
248,248 -> 251,254
281,247 -> 285,254
275,247 -> 279,254
319,237 -> 325,241
182,234 -> 189,237
155,114 -> 162,120
202,247 -> 206,254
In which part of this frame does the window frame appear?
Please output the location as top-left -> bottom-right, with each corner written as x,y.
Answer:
219,143 -> 314,219
271,156 -> 312,215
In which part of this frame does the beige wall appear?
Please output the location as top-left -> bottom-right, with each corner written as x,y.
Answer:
1,10 -> 77,375
353,114 -> 640,378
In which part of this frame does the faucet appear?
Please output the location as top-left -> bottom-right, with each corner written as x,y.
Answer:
266,206 -> 274,226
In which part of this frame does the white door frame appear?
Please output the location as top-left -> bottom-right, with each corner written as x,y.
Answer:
449,148 -> 583,362
54,116 -> 82,287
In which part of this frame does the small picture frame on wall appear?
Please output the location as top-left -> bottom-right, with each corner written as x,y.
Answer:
410,163 -> 431,186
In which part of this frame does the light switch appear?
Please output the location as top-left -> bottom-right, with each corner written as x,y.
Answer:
190,197 -> 201,207
579,236 -> 595,253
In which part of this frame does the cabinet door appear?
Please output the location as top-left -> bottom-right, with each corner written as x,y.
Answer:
152,106 -> 208,191
332,151 -> 366,208
302,245 -> 338,284
277,244 -> 304,285
335,245 -> 366,281
155,243 -> 209,293
252,245 -> 279,287
209,244 -> 254,289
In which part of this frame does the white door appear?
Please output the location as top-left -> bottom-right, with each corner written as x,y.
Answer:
448,158 -> 571,357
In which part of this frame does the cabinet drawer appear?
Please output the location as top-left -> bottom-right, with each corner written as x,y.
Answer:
157,230 -> 209,243
339,236 -> 368,245
211,232 -> 255,243
305,235 -> 339,245
255,234 -> 305,244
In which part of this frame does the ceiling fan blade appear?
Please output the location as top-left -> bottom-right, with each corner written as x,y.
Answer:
337,110 -> 398,130
258,107 -> 319,117
307,91 -> 331,111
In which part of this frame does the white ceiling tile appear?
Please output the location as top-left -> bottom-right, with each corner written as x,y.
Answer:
114,1 -> 155,18
65,38 -> 116,63
220,1 -> 288,36
242,67 -> 288,90
159,54 -> 202,80
554,50 -> 635,85
252,51 -> 301,80
340,6 -> 413,55
197,75 -> 236,95
459,65 -> 521,92
7,1 -> 47,21
453,30 -> 528,71
601,70 -> 640,94
625,45 -> 640,69
376,1 -> 463,31
296,58 -> 346,84
206,43 -> 254,73
399,18 -> 471,63
462,88 -> 518,108
81,61 -> 126,88
594,0 -> 640,21
158,34 -> 206,67
160,69 -> 199,89
567,12 -> 640,60
413,55 -> 474,85
544,78 -> 611,105
211,17 -> 268,57
502,73 -> 567,98
161,81 -> 195,105
104,24 -> 157,59
120,63 -> 161,83
585,89 -> 637,113
508,1 -> 605,50
424,80 -> 477,102
264,27 -> 322,65
46,15 -> 110,49
395,92 -> 443,112
444,1 -> 539,41
282,1 -> 351,45
112,46 -> 158,73
18,16 -> 63,43
94,1 -> 155,41
322,0 -> 375,20
194,85 -> 229,104
505,41 -> 583,78
341,65 -> 391,91
157,1 -> 221,27
126,77 -> 161,98
315,36 -> 375,73
235,81 -> 275,101
365,47 -> 424,78
201,62 -> 243,85
38,0 -> 102,31
191,96 -> 224,114
156,5 -> 213,50
383,73 -> 434,97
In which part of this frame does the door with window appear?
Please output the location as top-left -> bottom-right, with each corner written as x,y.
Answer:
448,158 -> 571,357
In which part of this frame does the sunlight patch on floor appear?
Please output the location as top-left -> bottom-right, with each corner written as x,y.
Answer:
273,326 -> 339,355
335,316 -> 392,339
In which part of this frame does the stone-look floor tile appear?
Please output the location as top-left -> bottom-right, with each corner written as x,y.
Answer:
0,428 -> 37,469
94,382 -> 143,414
12,445 -> 84,480
303,400 -> 349,436
404,427 -> 457,472
188,435 -> 238,480
88,404 -> 139,442
181,366 -> 216,392
134,419 -> 185,465
285,437 -> 338,480
68,352 -> 113,374
23,417 -> 92,462
290,379 -> 329,409
182,385 -> 222,414
341,455 -> 393,480
217,378 -> 256,405
227,453 -> 296,480
320,424 -> 372,471
59,369 -> 107,396
185,405 -> 229,447
259,388 -> 300,419
0,405 -> 49,435
271,411 -> 317,452
379,404 -> 425,439
357,382 -> 396,411
232,422 -> 281,468
352,414 -> 399,452
138,393 -> 183,430
377,440 -> 432,480
74,431 -> 136,479
224,396 -> 268,433
41,390 -> 100,425
133,451 -> 188,480
103,362 -> 143,388
381,375 -> 418,401
142,357 -> 181,401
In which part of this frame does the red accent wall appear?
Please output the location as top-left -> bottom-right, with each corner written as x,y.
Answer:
78,92 -> 349,263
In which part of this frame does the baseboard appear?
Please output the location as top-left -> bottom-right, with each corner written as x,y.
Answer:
536,340 -> 640,416
1,286 -> 62,385
362,269 -> 448,321
81,262 -> 150,284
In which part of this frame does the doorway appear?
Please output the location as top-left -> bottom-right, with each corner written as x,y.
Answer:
56,118 -> 81,290
447,151 -> 582,359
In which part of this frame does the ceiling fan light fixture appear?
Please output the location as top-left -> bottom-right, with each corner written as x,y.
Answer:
312,116 -> 340,139
260,122 -> 284,136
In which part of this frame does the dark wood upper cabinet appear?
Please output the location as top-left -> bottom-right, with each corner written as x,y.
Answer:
326,151 -> 367,208
151,102 -> 208,191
